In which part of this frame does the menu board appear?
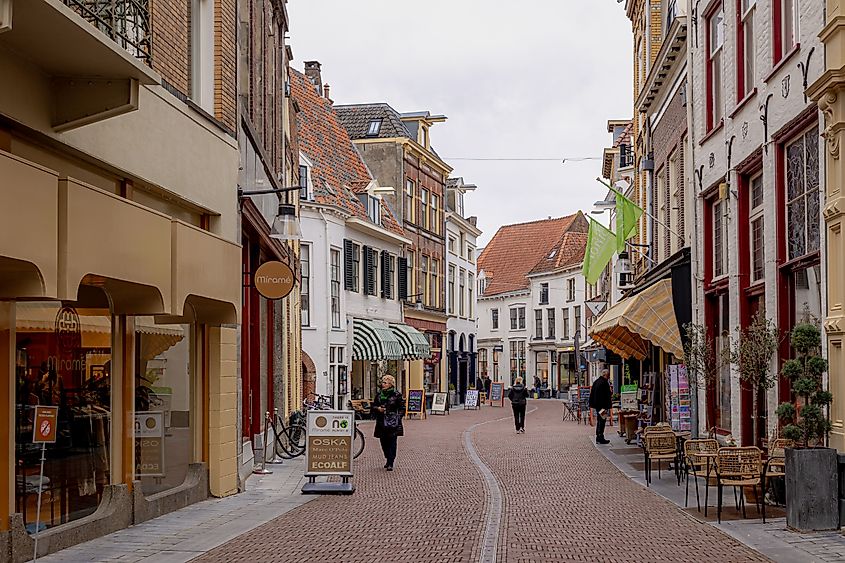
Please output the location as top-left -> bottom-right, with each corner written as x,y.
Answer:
490,382 -> 504,407
406,389 -> 425,417
465,389 -> 480,410
579,386 -> 591,406
431,392 -> 448,414
668,365 -> 691,432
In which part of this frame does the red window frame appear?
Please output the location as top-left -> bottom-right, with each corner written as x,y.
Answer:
772,0 -> 797,65
705,0 -> 725,132
736,0 -> 755,101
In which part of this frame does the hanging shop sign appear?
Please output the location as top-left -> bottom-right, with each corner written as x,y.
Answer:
33,406 -> 59,443
254,260 -> 295,299
465,389 -> 480,410
406,389 -> 425,418
431,392 -> 448,415
135,411 -> 165,477
585,299 -> 608,317
489,382 -> 504,407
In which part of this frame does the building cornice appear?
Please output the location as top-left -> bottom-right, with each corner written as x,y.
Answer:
347,217 -> 412,246
637,16 -> 687,114
446,212 -> 482,237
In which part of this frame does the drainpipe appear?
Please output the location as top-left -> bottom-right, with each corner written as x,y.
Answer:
685,0 -> 700,438
318,209 -> 335,406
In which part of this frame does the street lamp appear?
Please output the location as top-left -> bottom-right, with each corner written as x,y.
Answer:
238,186 -> 303,241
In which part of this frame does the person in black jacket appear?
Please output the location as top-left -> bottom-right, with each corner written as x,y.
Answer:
371,375 -> 405,471
508,376 -> 530,433
589,369 -> 612,444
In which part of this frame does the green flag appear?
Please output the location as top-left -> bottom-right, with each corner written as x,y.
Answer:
582,218 -> 617,285
616,192 -> 644,252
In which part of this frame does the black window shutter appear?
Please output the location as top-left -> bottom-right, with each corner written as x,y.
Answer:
344,239 -> 354,290
398,257 -> 408,300
380,251 -> 390,298
363,246 -> 374,296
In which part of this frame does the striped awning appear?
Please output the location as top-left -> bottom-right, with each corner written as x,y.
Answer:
352,319 -> 404,361
390,323 -> 431,359
589,279 -> 684,360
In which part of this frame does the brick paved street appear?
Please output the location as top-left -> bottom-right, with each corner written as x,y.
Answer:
195,401 -> 768,563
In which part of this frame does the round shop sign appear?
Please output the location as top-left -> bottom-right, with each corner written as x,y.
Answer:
254,260 -> 295,300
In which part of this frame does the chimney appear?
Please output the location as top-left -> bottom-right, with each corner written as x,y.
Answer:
468,216 -> 478,226
304,60 -> 322,96
323,83 -> 332,103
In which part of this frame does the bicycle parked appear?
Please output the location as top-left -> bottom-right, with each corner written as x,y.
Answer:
263,394 -> 365,462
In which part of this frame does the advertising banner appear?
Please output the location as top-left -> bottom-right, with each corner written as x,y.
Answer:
306,410 -> 354,477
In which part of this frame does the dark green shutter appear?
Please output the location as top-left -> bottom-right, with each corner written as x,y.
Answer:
344,239 -> 354,290
398,257 -> 408,300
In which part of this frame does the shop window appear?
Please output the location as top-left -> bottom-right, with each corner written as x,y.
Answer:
536,352 -> 549,387
785,126 -> 821,261
509,340 -> 518,382
492,349 -> 500,381
15,302 -> 112,532
518,341 -> 526,380
478,349 -> 488,378
135,317 -> 192,497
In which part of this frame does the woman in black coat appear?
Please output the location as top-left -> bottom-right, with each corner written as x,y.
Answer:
371,375 -> 405,471
508,376 -> 530,433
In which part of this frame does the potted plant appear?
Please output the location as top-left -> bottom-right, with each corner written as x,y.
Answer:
682,322 -> 722,432
776,322 -> 838,531
727,311 -> 781,447
448,383 -> 458,407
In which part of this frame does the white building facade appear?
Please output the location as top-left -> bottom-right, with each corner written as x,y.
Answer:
445,178 -> 482,403
687,0 -> 825,444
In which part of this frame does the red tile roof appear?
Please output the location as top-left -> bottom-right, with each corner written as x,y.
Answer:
290,69 -> 403,235
478,213 -> 588,296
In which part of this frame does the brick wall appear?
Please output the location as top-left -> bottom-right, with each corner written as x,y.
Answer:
150,0 -> 190,95
215,0 -> 237,131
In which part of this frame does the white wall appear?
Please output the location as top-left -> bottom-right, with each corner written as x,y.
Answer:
687,0 -> 826,439
446,214 -> 479,350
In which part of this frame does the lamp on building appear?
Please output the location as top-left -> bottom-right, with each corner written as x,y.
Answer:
237,186 -> 303,241
270,203 -> 302,241
617,251 -> 633,288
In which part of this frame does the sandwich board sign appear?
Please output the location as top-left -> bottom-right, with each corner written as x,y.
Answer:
302,410 -> 355,495
431,392 -> 448,415
406,389 -> 425,419
465,389 -> 480,410
490,382 -> 504,407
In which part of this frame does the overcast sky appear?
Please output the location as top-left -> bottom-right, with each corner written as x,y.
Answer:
288,1 -> 633,246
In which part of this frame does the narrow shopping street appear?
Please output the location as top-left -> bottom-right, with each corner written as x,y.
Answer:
193,401 -> 764,563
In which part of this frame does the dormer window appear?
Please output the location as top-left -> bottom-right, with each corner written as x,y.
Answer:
367,120 -> 382,137
368,196 -> 381,226
299,164 -> 311,201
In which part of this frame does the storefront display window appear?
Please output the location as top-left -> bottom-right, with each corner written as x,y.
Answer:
135,317 -> 191,497
536,351 -> 549,386
15,302 -> 112,533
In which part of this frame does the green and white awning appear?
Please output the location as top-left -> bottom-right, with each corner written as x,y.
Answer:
390,323 -> 432,360
352,319 -> 404,361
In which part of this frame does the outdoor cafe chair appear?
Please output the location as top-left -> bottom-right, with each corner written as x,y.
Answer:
715,446 -> 763,524
761,438 -> 793,523
643,430 -> 677,487
562,396 -> 579,422
683,438 -> 718,514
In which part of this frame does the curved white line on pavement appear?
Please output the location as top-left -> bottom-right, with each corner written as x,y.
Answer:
463,407 -> 538,563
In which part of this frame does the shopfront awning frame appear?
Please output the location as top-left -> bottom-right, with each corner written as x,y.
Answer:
389,323 -> 431,360
590,279 -> 684,360
352,319 -> 404,361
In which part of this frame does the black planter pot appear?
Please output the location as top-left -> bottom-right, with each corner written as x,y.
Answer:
785,447 -> 839,531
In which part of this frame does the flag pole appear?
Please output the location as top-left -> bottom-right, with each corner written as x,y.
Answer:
595,177 -> 685,244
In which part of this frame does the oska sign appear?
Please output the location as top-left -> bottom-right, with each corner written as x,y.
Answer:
254,260 -> 295,299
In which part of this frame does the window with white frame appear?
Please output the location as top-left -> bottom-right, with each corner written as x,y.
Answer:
467,245 -> 475,263
540,283 -> 549,305
510,307 -> 518,330
562,307 -> 570,339
547,308 -> 555,340
329,346 -> 345,399
421,189 -> 429,231
405,179 -> 415,224
478,349 -> 488,378
331,249 -> 341,328
448,265 -> 456,315
492,308 -> 499,330
669,149 -> 682,254
299,164 -> 310,201
459,268 -> 466,316
656,166 -> 667,262
430,258 -> 439,309
448,236 -> 456,254
534,309 -> 543,339
468,273 -> 474,318
301,244 -> 310,326
367,196 -> 381,225
431,194 -> 439,234
567,278 -> 576,302
749,174 -> 765,283
518,306 -> 526,330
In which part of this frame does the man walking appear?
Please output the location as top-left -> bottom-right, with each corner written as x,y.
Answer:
590,368 -> 612,444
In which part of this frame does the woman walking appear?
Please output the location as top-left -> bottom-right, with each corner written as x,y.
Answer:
371,375 -> 405,471
508,376 -> 530,433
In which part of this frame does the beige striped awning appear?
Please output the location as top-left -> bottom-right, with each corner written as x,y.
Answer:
589,279 -> 683,360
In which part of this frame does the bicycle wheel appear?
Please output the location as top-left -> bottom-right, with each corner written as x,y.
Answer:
282,423 -> 307,458
352,427 -> 365,459
270,423 -> 297,460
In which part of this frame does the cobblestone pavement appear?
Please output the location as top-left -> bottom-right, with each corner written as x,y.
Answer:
195,402 -> 769,563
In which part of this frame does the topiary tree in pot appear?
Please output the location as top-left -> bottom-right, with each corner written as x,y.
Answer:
682,322 -> 722,432
775,322 -> 838,531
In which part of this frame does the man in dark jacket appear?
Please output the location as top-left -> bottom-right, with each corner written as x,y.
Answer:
508,377 -> 530,433
589,369 -> 612,444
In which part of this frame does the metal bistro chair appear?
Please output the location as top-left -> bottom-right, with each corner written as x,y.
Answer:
562,391 -> 579,422
683,439 -> 718,514
643,430 -> 677,487
715,447 -> 763,523
761,438 -> 793,523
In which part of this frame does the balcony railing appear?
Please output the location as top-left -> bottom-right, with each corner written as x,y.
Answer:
62,0 -> 151,65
